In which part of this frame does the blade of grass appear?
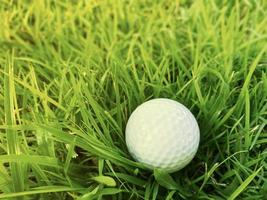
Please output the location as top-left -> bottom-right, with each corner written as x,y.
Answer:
0,186 -> 83,199
4,55 -> 24,196
228,166 -> 263,200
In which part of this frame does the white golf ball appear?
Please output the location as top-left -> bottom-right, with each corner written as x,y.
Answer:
125,98 -> 200,173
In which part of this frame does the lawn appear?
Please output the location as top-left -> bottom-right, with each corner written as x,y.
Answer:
0,0 -> 267,199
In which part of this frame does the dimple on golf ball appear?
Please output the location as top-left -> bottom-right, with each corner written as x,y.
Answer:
125,98 -> 200,173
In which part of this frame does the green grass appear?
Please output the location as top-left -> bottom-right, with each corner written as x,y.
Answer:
0,0 -> 267,199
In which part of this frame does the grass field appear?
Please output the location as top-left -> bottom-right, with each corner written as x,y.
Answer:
0,0 -> 267,199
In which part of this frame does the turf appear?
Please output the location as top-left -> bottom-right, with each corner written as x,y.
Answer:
0,0 -> 267,199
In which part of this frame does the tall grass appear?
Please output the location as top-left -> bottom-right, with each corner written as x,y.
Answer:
0,0 -> 266,199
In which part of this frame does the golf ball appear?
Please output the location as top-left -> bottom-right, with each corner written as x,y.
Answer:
125,98 -> 200,173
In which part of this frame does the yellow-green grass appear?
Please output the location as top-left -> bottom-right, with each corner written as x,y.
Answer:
0,0 -> 267,199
